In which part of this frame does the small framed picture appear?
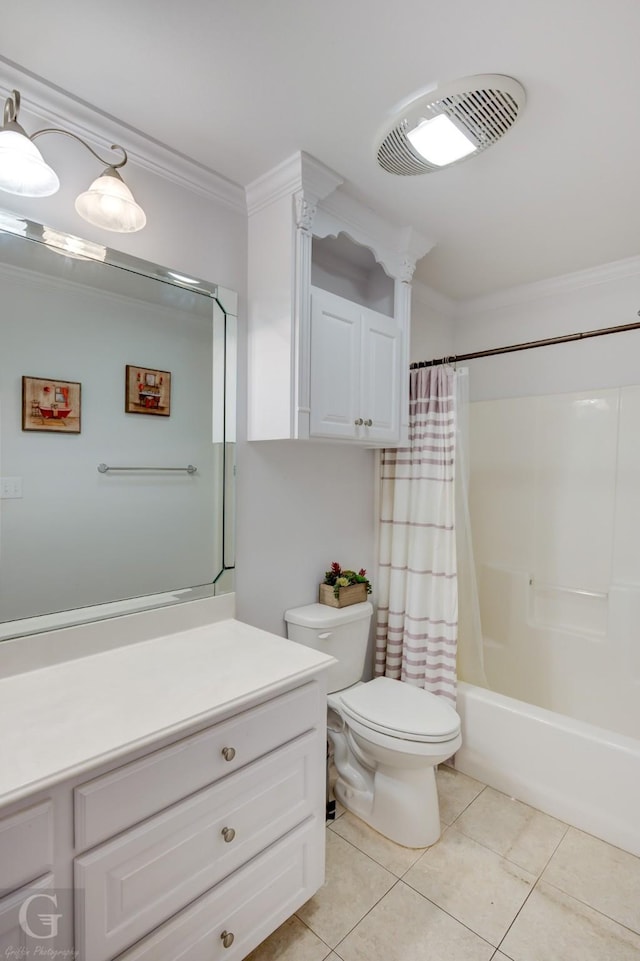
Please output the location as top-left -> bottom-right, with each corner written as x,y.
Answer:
22,376 -> 81,433
125,365 -> 171,416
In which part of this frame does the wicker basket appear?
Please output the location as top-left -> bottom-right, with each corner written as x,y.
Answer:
318,582 -> 368,608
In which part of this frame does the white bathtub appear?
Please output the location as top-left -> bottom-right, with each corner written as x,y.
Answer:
454,681 -> 640,857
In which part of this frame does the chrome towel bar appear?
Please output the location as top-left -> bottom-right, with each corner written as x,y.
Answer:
98,463 -> 197,474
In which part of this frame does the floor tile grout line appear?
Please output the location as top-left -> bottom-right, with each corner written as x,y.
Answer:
332,877 -> 404,953
441,780 -> 488,826
292,911 -> 337,953
397,876 -> 502,952
491,818 -> 572,956
539,877 -> 640,939
326,824 -> 413,877
492,871 -> 540,954
437,819 -> 559,881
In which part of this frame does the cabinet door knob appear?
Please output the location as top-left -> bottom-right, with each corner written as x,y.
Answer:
354,418 -> 364,426
221,826 -> 236,843
220,931 -> 235,949
364,418 -> 373,427
221,746 -> 236,762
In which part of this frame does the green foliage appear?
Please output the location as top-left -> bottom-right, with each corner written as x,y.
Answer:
323,561 -> 372,598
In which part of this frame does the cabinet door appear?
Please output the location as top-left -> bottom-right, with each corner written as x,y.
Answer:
309,288 -> 360,439
75,732 -> 321,961
360,308 -> 402,443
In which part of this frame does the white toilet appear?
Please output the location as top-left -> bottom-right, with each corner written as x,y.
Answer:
284,600 -> 462,848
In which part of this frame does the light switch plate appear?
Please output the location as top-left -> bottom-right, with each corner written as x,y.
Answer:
0,477 -> 22,499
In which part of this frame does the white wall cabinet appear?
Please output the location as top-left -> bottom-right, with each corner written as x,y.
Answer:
246,151 -> 433,445
309,286 -> 402,443
0,677 -> 327,961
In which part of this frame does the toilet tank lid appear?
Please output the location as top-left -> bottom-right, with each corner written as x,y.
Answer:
284,601 -> 373,629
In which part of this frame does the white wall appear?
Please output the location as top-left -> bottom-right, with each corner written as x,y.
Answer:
454,259 -> 640,401
410,282 -> 455,363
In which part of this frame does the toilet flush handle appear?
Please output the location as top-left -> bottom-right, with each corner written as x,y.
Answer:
318,632 -> 332,640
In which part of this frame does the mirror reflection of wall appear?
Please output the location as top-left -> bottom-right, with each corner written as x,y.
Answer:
0,215 -> 235,636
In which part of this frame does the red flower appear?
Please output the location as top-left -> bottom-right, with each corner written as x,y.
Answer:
359,568 -> 367,577
330,561 -> 342,575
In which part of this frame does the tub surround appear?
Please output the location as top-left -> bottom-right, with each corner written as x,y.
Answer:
0,605 -> 333,960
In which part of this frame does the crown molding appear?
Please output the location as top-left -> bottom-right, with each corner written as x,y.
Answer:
0,58 -> 245,212
456,254 -> 640,317
245,151 -> 343,216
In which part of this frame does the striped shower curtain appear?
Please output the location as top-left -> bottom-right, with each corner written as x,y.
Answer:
375,365 -> 458,704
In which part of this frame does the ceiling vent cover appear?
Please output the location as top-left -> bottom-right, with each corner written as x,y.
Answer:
377,74 -> 525,175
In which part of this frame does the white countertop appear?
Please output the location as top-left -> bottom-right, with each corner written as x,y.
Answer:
0,617 -> 333,806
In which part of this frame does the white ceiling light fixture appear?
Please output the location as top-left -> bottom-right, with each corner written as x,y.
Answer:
377,74 -> 526,175
0,89 -> 146,232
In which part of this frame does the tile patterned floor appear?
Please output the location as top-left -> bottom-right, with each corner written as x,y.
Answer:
244,765 -> 640,961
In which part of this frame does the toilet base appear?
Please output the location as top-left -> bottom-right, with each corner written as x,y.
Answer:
333,762 -> 442,849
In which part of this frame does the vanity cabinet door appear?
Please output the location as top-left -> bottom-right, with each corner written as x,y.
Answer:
0,801 -> 53,892
75,731 -> 322,961
115,818 -> 323,961
0,875 -> 56,957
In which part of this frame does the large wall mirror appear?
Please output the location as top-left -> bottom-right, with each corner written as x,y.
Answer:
0,210 -> 236,640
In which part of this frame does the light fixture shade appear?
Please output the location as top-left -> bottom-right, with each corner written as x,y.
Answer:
74,168 -> 146,233
0,129 -> 60,196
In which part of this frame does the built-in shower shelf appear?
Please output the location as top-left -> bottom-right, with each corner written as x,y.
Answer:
528,577 -> 608,638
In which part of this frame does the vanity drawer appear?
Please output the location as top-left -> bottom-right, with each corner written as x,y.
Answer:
115,816 -> 324,961
0,874 -> 55,956
75,730 -> 323,961
74,680 -> 321,849
0,801 -> 53,891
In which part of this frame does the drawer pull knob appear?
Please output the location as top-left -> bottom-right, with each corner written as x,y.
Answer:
354,417 -> 364,426
221,746 -> 236,762
364,418 -> 373,427
221,826 -> 236,843
221,931 -> 235,949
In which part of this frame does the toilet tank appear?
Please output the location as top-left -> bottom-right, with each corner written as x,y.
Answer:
284,601 -> 373,693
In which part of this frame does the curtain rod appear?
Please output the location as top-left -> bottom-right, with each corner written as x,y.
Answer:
410,318 -> 640,369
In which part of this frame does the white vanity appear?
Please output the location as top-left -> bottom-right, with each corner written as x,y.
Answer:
0,597 -> 333,960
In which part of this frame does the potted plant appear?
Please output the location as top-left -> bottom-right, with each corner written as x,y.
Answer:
319,561 -> 372,608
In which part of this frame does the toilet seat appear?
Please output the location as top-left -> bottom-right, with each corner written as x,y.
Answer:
338,677 -> 460,743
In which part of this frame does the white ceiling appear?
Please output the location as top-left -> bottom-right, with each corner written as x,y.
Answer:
2,0 -> 640,299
